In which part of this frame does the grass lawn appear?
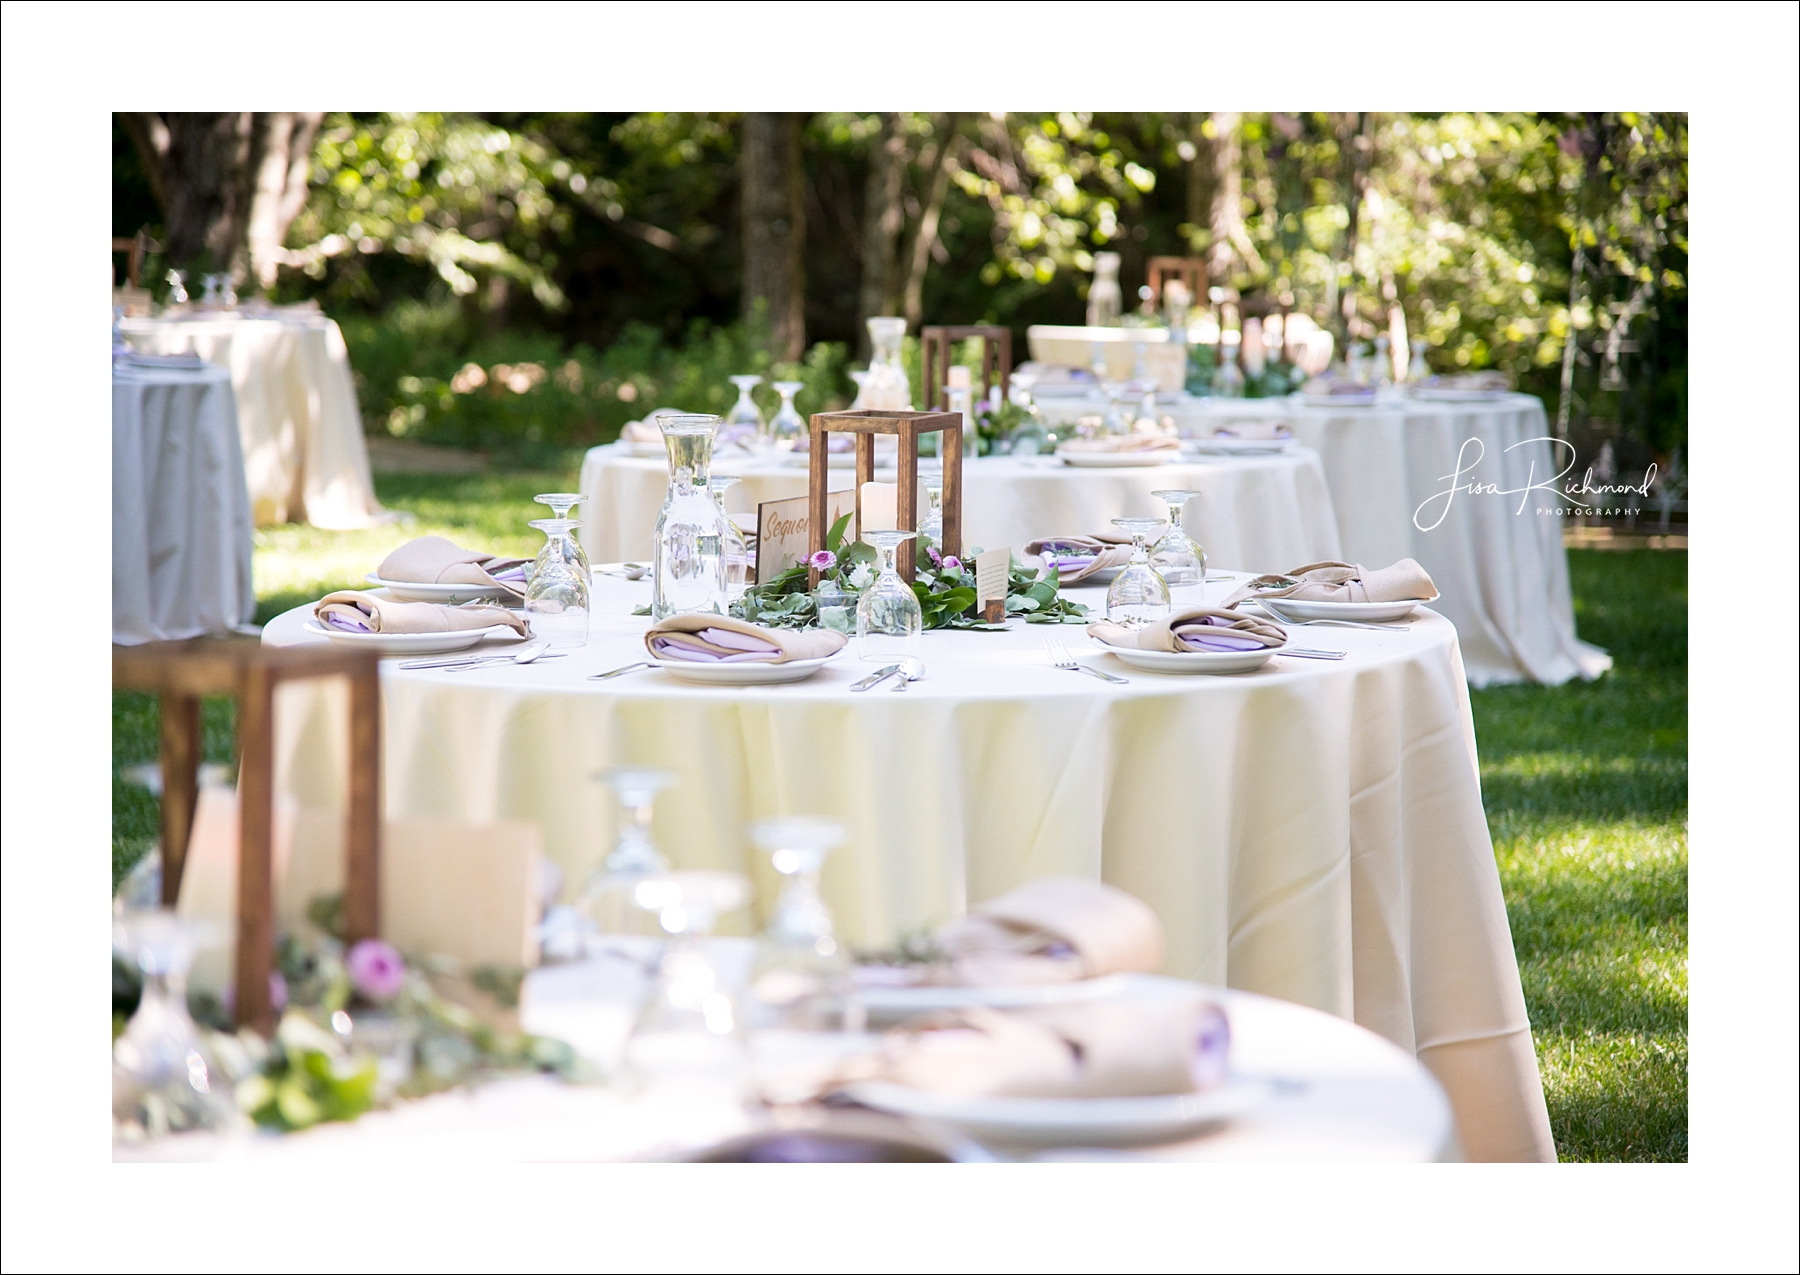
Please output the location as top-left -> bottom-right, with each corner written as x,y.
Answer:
112,465 -> 1687,1161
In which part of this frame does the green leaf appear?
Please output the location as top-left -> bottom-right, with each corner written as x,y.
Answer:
825,510 -> 854,554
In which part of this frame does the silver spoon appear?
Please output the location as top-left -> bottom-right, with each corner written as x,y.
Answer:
889,657 -> 924,691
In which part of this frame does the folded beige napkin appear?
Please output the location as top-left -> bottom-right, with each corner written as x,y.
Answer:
1420,371 -> 1508,392
313,591 -> 527,636
935,877 -> 1164,986
1087,607 -> 1287,653
1221,559 -> 1440,608
1206,419 -> 1292,441
1057,434 -> 1180,454
644,613 -> 848,664
1024,536 -> 1135,584
846,997 -> 1230,1098
375,536 -> 531,602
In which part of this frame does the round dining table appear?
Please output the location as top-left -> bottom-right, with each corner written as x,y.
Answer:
113,359 -> 256,644
1037,390 -> 1607,686
121,307 -> 389,529
578,442 -> 1343,576
261,570 -> 1554,1160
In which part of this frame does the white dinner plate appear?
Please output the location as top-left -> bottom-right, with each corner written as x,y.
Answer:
1056,449 -> 1175,468
854,973 -> 1137,1024
620,440 -> 668,458
1407,387 -> 1511,402
1248,597 -> 1422,623
1183,436 -> 1295,456
650,648 -> 846,685
1094,643 -> 1279,675
1302,392 -> 1378,408
363,574 -> 514,604
841,1077 -> 1275,1147
301,621 -> 523,655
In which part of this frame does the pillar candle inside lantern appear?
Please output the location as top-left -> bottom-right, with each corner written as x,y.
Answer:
860,481 -> 898,532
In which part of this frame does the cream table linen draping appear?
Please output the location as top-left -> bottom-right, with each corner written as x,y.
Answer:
112,363 -> 256,644
121,311 -> 388,529
260,572 -> 1554,1160
115,982 -> 1457,1162
577,444 -> 1342,574
1037,392 -> 1607,687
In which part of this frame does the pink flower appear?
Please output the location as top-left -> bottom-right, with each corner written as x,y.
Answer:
346,939 -> 406,1001
270,972 -> 288,1011
808,550 -> 837,571
941,555 -> 962,572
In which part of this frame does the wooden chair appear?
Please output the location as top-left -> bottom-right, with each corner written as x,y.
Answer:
921,325 -> 1012,415
113,638 -> 382,1032
111,229 -> 155,288
1145,257 -> 1208,312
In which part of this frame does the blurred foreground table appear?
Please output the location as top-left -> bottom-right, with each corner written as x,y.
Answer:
116,977 -> 1457,1163
260,572 -> 1553,1160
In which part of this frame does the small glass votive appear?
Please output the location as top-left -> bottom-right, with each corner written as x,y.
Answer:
812,579 -> 856,634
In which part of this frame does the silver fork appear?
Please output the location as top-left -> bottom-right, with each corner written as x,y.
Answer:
1257,598 -> 1411,631
1043,636 -> 1129,684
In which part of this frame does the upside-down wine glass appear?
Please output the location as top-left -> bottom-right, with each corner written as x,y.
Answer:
623,870 -> 752,1091
533,493 -> 591,580
855,530 -> 922,664
1148,490 -> 1206,588
1106,517 -> 1172,626
726,375 -> 765,445
710,477 -> 752,600
748,818 -> 854,1031
112,910 -> 237,1140
524,519 -> 589,647
577,766 -> 674,937
769,381 -> 807,451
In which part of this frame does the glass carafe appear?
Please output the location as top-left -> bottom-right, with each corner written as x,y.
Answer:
863,317 -> 911,410
710,477 -> 752,601
652,415 -> 729,620
1087,252 -> 1123,327
769,380 -> 806,450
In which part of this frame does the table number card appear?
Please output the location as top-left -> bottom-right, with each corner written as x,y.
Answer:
975,547 -> 1010,623
756,488 -> 855,582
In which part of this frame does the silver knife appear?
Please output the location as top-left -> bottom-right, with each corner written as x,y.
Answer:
1279,648 -> 1347,660
850,664 -> 901,692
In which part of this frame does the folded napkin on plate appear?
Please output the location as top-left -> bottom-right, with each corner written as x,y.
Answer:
935,877 -> 1164,986
620,420 -> 662,444
1302,374 -> 1375,397
375,536 -> 531,601
1221,559 -> 1439,608
1087,608 -> 1287,653
122,351 -> 208,370
1206,420 -> 1292,441
313,591 -> 526,636
644,613 -> 848,664
845,998 -> 1230,1099
1056,434 -> 1180,454
1418,371 -> 1508,392
1024,536 -> 1135,584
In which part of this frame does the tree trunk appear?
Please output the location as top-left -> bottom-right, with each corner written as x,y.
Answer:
901,114 -> 962,330
245,112 -> 323,290
1336,111 -> 1374,341
856,112 -> 906,357
1207,112 -> 1243,288
741,112 -> 807,363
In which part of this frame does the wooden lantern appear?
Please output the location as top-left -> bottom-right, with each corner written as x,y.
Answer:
807,409 -> 961,585
1145,257 -> 1208,310
921,325 -> 1012,415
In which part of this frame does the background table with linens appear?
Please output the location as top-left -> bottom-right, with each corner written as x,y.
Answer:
112,360 -> 256,645
1037,391 -> 1607,686
579,444 -> 1343,574
121,309 -> 389,529
261,572 -> 1556,1161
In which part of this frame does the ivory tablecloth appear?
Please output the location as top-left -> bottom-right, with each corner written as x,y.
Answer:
1038,391 -> 1608,686
578,444 -> 1342,574
121,310 -> 387,529
261,573 -> 1554,1160
112,363 -> 255,644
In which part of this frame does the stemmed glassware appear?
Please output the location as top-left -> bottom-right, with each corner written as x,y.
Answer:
1148,490 -> 1206,587
768,381 -> 806,451
1105,517 -> 1173,626
748,818 -> 853,1031
533,493 -> 591,581
112,909 -> 237,1139
710,477 -> 752,601
652,414 -> 729,620
622,870 -> 752,1090
578,767 -> 674,936
863,317 -> 911,410
855,531 -> 922,663
525,519 -> 589,647
1100,380 -> 1131,435
165,270 -> 189,306
725,375 -> 765,445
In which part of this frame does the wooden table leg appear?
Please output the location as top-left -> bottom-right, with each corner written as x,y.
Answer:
235,666 -> 276,1033
343,665 -> 382,946
158,693 -> 201,907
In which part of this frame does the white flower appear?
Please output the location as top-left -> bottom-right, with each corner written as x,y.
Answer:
848,563 -> 874,590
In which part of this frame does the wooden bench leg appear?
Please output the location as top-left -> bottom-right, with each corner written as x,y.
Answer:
158,693 -> 202,907
343,665 -> 382,946
235,667 -> 276,1033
